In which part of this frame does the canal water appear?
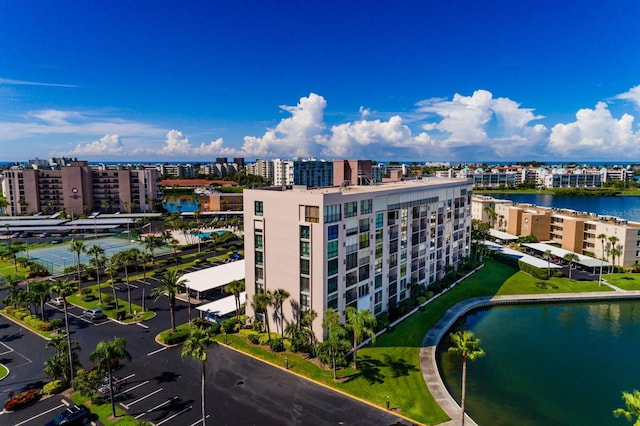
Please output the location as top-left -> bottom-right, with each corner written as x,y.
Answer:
437,301 -> 640,426
484,193 -> 640,222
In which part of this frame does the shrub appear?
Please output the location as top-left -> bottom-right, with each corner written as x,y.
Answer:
49,318 -> 63,328
247,333 -> 261,344
416,296 -> 427,305
518,260 -> 549,280
165,329 -> 190,345
269,337 -> 285,352
81,287 -> 92,296
14,309 -> 29,320
102,295 -> 114,305
221,318 -> 239,334
208,322 -> 221,335
82,294 -> 97,302
3,389 -> 41,411
374,312 -> 390,332
424,290 -> 434,299
42,380 -> 67,395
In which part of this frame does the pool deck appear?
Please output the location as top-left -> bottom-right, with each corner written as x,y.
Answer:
423,290 -> 640,426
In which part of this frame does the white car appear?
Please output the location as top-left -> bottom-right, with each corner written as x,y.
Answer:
50,297 -> 64,306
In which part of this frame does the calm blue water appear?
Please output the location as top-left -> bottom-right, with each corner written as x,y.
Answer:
437,302 -> 640,426
162,195 -> 199,213
485,193 -> 640,222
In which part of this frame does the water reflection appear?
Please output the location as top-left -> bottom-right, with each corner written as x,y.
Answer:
437,301 -> 640,426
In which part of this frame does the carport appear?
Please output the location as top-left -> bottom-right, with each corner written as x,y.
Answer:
178,260 -> 245,300
489,229 -> 518,243
196,292 -> 246,323
522,242 -> 613,274
484,241 -> 562,270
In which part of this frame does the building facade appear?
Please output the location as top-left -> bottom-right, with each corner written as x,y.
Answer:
2,161 -> 160,216
474,195 -> 640,267
244,178 -> 473,340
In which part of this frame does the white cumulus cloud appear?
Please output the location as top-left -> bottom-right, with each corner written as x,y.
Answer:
67,134 -> 125,155
240,93 -> 327,158
549,101 -> 640,159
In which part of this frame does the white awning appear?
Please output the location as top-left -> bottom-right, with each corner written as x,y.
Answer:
179,260 -> 245,293
489,229 -> 518,241
196,292 -> 246,317
522,242 -> 612,268
484,241 -> 562,269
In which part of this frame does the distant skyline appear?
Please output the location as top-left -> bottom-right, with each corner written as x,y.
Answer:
2,1 -> 640,163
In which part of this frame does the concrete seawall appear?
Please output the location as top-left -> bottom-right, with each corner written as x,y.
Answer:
421,291 -> 640,426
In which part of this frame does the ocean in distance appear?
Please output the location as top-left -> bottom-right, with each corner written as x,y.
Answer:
484,192 -> 640,222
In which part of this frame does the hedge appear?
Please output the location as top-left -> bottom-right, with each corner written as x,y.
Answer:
517,260 -> 549,280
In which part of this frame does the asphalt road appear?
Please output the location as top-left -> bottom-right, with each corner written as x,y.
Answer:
0,278 -> 414,426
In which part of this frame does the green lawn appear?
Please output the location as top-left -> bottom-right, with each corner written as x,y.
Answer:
602,272 -> 640,290
70,392 -> 149,426
208,259 -> 621,425
67,284 -> 155,323
0,363 -> 8,380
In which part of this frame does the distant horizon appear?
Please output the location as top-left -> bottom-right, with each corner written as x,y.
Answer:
2,2 -> 640,162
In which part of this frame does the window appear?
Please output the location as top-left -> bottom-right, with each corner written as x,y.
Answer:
361,199 -> 373,214
300,259 -> 310,275
344,201 -> 357,218
328,259 -> 339,276
375,244 -> 383,259
374,290 -> 382,304
324,204 -> 342,223
359,232 -> 370,249
300,276 -> 310,292
375,229 -> 383,243
327,293 -> 338,310
328,277 -> 338,293
376,213 -> 384,229
255,266 -> 264,280
327,240 -> 338,258
305,206 -> 320,223
346,271 -> 358,287
254,201 -> 263,216
300,241 -> 310,257
358,284 -> 369,298
359,264 -> 370,281
255,251 -> 264,265
300,225 -> 310,239
300,294 -> 310,310
327,224 -> 339,240
255,234 -> 263,249
346,253 -> 358,270
359,218 -> 370,233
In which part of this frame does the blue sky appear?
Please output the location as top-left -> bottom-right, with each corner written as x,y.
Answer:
2,0 -> 640,163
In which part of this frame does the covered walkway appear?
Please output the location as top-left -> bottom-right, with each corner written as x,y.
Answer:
179,259 -> 245,300
522,242 -> 613,274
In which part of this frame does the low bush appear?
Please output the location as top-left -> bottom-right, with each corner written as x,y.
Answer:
14,309 -> 29,320
269,337 -> 285,352
42,380 -> 67,395
81,287 -> 92,296
165,329 -> 190,345
247,333 -> 261,344
416,296 -> 427,305
49,318 -> 63,328
3,389 -> 41,411
221,318 -> 239,334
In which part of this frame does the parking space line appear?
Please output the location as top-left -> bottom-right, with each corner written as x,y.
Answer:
0,341 -> 14,356
190,414 -> 210,426
14,402 -> 65,426
136,322 -> 149,329
148,346 -> 167,356
156,405 -> 192,425
117,373 -> 136,383
121,387 -> 163,409
134,396 -> 177,419
113,380 -> 149,399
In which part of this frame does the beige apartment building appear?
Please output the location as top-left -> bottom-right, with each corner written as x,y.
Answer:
2,161 -> 160,216
472,196 -> 640,267
244,178 -> 473,340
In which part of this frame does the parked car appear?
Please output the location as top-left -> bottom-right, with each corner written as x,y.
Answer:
83,308 -> 105,321
11,232 -> 21,238
51,238 -> 63,244
50,297 -> 64,306
38,232 -> 50,238
45,404 -> 90,426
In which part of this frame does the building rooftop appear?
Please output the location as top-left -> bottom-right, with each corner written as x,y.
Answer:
270,177 -> 471,195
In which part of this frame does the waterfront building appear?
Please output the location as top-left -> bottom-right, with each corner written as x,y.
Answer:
474,195 -> 640,267
157,163 -> 196,178
2,161 -> 160,216
244,178 -> 473,340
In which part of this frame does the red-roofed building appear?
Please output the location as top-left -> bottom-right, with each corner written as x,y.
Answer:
159,179 -> 239,188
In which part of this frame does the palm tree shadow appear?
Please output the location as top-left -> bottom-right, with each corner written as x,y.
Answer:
343,355 -> 385,384
382,354 -> 419,378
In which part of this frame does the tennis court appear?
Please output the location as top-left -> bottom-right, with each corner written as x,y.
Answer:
26,236 -> 172,274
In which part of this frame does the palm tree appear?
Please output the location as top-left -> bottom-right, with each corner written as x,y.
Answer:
143,235 -> 164,264
543,249 -> 553,279
344,306 -> 377,370
484,206 -> 497,228
45,335 -> 81,383
224,280 -> 245,321
598,233 -> 607,285
0,273 -> 25,308
151,270 -> 186,331
50,279 -> 78,384
448,330 -> 486,426
68,239 -> 86,291
28,279 -> 51,321
105,259 -> 120,310
251,290 -> 273,339
613,389 -> 640,425
182,328 -> 217,426
564,253 -> 579,281
272,288 -> 290,336
139,251 -> 153,312
86,245 -> 106,304
609,236 -> 620,265
89,337 -> 132,419
1,243 -> 24,271
322,308 -> 348,380
112,250 -> 134,314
